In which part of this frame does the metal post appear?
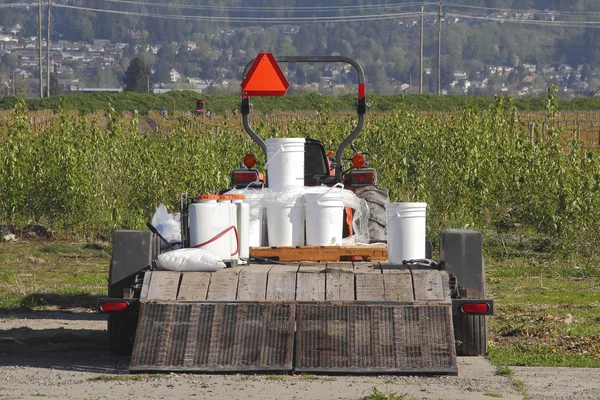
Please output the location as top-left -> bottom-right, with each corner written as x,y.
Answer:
38,0 -> 43,98
46,0 -> 51,97
437,1 -> 444,96
420,6 -> 424,94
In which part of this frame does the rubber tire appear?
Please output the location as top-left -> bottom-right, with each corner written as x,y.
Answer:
453,255 -> 488,356
453,314 -> 488,356
354,186 -> 389,242
108,309 -> 137,356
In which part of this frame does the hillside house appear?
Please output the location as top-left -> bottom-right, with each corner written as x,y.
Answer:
170,69 -> 181,83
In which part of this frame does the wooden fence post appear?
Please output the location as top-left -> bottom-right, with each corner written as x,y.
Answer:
529,121 -> 534,144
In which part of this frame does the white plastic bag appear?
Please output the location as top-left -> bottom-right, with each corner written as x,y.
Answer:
151,204 -> 181,249
155,248 -> 226,272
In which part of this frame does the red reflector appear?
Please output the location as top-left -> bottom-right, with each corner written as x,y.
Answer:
351,153 -> 366,168
461,303 -> 489,314
233,171 -> 259,184
350,171 -> 376,185
243,153 -> 257,168
100,301 -> 128,312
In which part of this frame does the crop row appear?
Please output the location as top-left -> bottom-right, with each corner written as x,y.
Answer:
1,95 -> 599,258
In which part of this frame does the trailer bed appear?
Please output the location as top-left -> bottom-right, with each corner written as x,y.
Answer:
130,262 -> 457,374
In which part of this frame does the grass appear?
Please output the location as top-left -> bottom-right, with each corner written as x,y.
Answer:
298,373 -> 337,381
361,387 -> 415,400
483,393 -> 502,398
87,374 -> 163,382
0,241 -> 109,311
485,230 -> 600,368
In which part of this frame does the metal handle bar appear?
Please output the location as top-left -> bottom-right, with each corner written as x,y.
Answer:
241,55 -> 366,182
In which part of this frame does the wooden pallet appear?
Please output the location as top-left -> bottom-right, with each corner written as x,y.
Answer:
250,245 -> 387,262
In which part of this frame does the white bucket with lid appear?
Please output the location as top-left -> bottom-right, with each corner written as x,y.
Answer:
267,199 -> 304,247
386,202 -> 427,263
188,195 -> 238,261
265,138 -> 305,191
305,188 -> 344,246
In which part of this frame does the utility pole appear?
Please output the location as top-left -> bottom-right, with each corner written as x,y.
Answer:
419,6 -> 424,94
47,0 -> 51,97
12,70 -> 15,96
38,0 -> 43,98
437,1 -> 445,96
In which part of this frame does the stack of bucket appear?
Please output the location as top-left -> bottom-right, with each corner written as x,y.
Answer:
265,138 -> 345,247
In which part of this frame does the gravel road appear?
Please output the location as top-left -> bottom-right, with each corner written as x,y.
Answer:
1,310 -> 598,400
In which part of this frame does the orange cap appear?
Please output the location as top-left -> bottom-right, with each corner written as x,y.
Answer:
219,195 -> 233,200
231,194 -> 246,200
195,194 -> 219,201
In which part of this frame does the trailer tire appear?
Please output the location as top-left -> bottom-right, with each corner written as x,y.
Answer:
355,186 -> 389,242
108,309 -> 137,356
453,314 -> 488,356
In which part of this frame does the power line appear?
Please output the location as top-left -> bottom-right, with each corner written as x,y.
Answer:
444,2 -> 600,16
52,4 -> 426,23
446,13 -> 600,28
95,0 -> 436,12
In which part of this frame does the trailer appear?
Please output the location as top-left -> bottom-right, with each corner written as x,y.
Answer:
98,54 -> 493,375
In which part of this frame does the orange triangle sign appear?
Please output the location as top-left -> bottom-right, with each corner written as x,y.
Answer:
241,53 -> 289,96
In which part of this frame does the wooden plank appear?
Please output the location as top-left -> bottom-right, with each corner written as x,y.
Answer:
266,264 -> 300,301
145,271 -> 181,300
236,265 -> 272,301
325,262 -> 354,301
206,267 -> 244,301
139,271 -> 153,300
411,269 -> 445,301
296,263 -> 326,301
250,245 -> 387,262
382,268 -> 414,301
354,263 -> 384,301
177,272 -> 210,301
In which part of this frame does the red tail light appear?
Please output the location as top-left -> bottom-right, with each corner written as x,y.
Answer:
231,169 -> 259,185
99,301 -> 128,312
461,303 -> 489,314
347,169 -> 377,186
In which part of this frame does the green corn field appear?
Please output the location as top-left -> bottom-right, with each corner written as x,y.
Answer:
1,92 -> 599,258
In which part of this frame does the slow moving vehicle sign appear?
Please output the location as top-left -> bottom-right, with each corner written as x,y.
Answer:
240,53 -> 289,96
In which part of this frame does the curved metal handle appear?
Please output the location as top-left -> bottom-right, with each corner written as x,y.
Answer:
241,55 -> 366,182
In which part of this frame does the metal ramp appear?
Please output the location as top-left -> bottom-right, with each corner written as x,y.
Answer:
130,263 -> 457,375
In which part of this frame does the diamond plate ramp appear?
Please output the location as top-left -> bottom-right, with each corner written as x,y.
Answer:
130,302 -> 295,372
295,304 -> 457,374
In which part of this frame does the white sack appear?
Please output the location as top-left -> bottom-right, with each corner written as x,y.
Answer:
155,248 -> 226,272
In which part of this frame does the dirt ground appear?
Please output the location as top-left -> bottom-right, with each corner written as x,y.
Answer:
0,311 -> 599,400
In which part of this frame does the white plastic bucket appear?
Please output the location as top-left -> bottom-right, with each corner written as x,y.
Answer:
305,190 -> 344,246
265,138 -> 305,191
386,202 -> 427,263
248,207 -> 264,247
267,200 -> 304,246
188,197 -> 237,262
240,189 -> 267,248
232,196 -> 250,260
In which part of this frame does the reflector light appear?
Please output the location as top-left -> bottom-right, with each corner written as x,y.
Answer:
243,153 -> 257,168
461,303 -> 489,314
233,171 -> 259,184
349,171 -> 376,185
100,301 -> 128,312
351,153 -> 366,168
